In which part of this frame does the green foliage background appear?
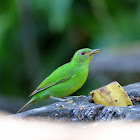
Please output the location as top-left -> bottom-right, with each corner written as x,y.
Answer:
0,0 -> 140,99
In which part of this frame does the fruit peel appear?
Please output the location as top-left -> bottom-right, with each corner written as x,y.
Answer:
90,81 -> 133,107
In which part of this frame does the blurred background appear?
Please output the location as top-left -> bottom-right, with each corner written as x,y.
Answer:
0,0 -> 140,113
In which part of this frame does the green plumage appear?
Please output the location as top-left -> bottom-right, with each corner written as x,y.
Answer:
17,48 -> 101,113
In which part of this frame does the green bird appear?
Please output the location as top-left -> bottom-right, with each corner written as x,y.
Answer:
17,48 -> 102,113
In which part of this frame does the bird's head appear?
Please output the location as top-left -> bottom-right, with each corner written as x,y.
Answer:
71,48 -> 102,65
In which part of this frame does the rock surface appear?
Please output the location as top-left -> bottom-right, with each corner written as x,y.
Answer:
13,82 -> 140,121
14,96 -> 104,121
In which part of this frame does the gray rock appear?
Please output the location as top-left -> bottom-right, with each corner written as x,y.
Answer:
123,82 -> 140,106
14,96 -> 104,121
97,106 -> 140,120
12,82 -> 140,121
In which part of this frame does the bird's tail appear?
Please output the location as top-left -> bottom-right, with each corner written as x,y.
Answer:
17,98 -> 36,114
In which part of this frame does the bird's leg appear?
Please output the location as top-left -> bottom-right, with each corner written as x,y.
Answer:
63,95 -> 86,100
49,96 -> 68,102
50,95 -> 87,102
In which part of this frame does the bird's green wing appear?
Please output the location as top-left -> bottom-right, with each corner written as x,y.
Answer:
29,63 -> 74,97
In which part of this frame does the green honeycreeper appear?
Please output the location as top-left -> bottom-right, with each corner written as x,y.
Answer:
17,48 -> 102,113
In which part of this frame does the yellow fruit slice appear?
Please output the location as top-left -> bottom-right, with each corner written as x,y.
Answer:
90,81 -> 133,107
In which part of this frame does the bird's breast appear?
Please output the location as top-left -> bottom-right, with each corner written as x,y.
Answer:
72,66 -> 89,85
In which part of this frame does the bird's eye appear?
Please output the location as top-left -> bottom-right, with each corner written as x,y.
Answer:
81,52 -> 85,55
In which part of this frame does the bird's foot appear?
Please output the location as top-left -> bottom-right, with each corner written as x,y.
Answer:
49,95 -> 86,102
63,95 -> 87,101
49,96 -> 73,103
49,96 -> 67,102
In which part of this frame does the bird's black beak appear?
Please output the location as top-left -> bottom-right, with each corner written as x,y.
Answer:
87,49 -> 102,56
